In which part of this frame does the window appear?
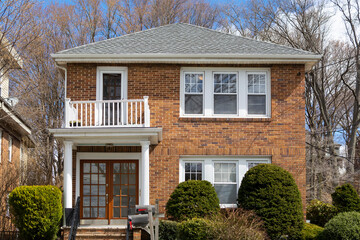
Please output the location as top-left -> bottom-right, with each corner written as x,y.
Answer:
184,162 -> 202,180
180,157 -> 270,207
184,73 -> 204,114
214,163 -> 237,204
248,73 -> 266,115
181,68 -> 270,117
8,136 -> 12,163
247,160 -> 269,170
213,73 -> 237,114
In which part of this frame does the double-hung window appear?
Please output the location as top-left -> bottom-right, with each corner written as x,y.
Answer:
213,73 -> 237,114
184,72 -> 204,114
214,162 -> 237,204
181,68 -> 270,117
248,73 -> 267,115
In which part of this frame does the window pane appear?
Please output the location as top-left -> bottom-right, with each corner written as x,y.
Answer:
185,73 -> 203,93
248,95 -> 266,115
185,95 -> 203,114
214,95 -> 237,114
214,184 -> 237,204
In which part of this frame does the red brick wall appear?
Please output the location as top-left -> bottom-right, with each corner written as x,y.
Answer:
0,131 -> 21,231
67,63 -> 306,214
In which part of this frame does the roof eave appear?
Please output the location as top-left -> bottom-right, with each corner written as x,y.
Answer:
51,53 -> 322,71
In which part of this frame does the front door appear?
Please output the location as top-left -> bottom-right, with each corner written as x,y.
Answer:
80,160 -> 139,224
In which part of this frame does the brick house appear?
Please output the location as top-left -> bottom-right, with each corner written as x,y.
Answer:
50,23 -> 320,230
0,40 -> 33,232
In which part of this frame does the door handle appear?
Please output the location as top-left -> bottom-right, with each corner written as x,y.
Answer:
106,194 -> 108,204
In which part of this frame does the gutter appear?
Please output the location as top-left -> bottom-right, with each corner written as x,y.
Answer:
51,53 -> 322,70
0,98 -> 32,135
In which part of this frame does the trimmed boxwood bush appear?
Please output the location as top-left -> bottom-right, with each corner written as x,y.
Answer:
166,180 -> 220,221
331,183 -> 360,213
159,220 -> 178,240
319,211 -> 360,240
177,218 -> 212,240
301,223 -> 323,240
9,185 -> 62,240
238,164 -> 303,240
306,199 -> 338,227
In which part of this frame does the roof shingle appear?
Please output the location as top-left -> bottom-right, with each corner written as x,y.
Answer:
56,23 -> 316,56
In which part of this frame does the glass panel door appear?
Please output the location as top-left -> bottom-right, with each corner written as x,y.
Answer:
111,162 -> 138,219
81,162 -> 107,219
81,160 -> 138,223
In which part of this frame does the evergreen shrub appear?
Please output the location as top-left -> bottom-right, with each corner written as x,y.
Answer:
237,164 -> 303,239
9,185 -> 62,240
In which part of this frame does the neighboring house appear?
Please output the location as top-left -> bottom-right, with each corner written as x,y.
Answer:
50,23 -> 321,231
0,39 -> 33,231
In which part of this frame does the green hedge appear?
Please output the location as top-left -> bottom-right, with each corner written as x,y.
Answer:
166,180 -> 220,221
301,223 -> 323,240
9,185 -> 62,240
331,183 -> 360,213
159,220 -> 178,240
177,218 -> 212,240
306,199 -> 338,227
238,164 -> 303,240
319,211 -> 360,240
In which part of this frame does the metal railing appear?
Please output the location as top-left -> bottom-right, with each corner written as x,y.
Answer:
68,197 -> 80,240
65,96 -> 150,128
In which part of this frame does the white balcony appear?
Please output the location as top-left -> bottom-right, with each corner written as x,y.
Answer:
65,96 -> 150,128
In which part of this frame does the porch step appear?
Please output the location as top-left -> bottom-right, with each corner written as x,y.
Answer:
75,233 -> 126,239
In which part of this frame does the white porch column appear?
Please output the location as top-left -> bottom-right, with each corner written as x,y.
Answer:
64,141 -> 73,209
140,141 -> 150,205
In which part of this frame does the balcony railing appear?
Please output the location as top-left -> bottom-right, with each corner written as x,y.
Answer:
65,96 -> 150,128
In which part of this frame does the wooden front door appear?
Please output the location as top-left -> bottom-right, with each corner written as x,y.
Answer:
80,160 -> 139,224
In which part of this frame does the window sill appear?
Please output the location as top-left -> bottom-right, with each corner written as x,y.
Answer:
179,117 -> 272,122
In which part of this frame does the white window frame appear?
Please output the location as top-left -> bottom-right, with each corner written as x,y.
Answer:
96,66 -> 128,101
180,67 -> 271,118
8,136 -> 12,163
96,67 -> 128,125
6,193 -> 10,217
213,72 -> 238,116
182,72 -> 205,116
181,161 -> 205,181
179,156 -> 271,208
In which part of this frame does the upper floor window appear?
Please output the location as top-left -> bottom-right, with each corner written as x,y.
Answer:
180,68 -> 271,118
8,136 -> 12,163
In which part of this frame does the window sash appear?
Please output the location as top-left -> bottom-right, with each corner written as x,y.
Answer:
184,72 -> 204,115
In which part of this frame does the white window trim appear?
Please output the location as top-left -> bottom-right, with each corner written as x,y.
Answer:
179,156 -> 271,208
96,66 -> 128,101
8,136 -> 12,163
180,67 -> 271,118
183,72 -> 205,115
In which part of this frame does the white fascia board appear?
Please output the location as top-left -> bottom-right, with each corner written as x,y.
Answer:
49,127 -> 163,144
51,53 -> 321,70
0,102 -> 31,134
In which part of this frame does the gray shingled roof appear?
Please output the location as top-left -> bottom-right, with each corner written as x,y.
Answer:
55,23 -> 315,56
